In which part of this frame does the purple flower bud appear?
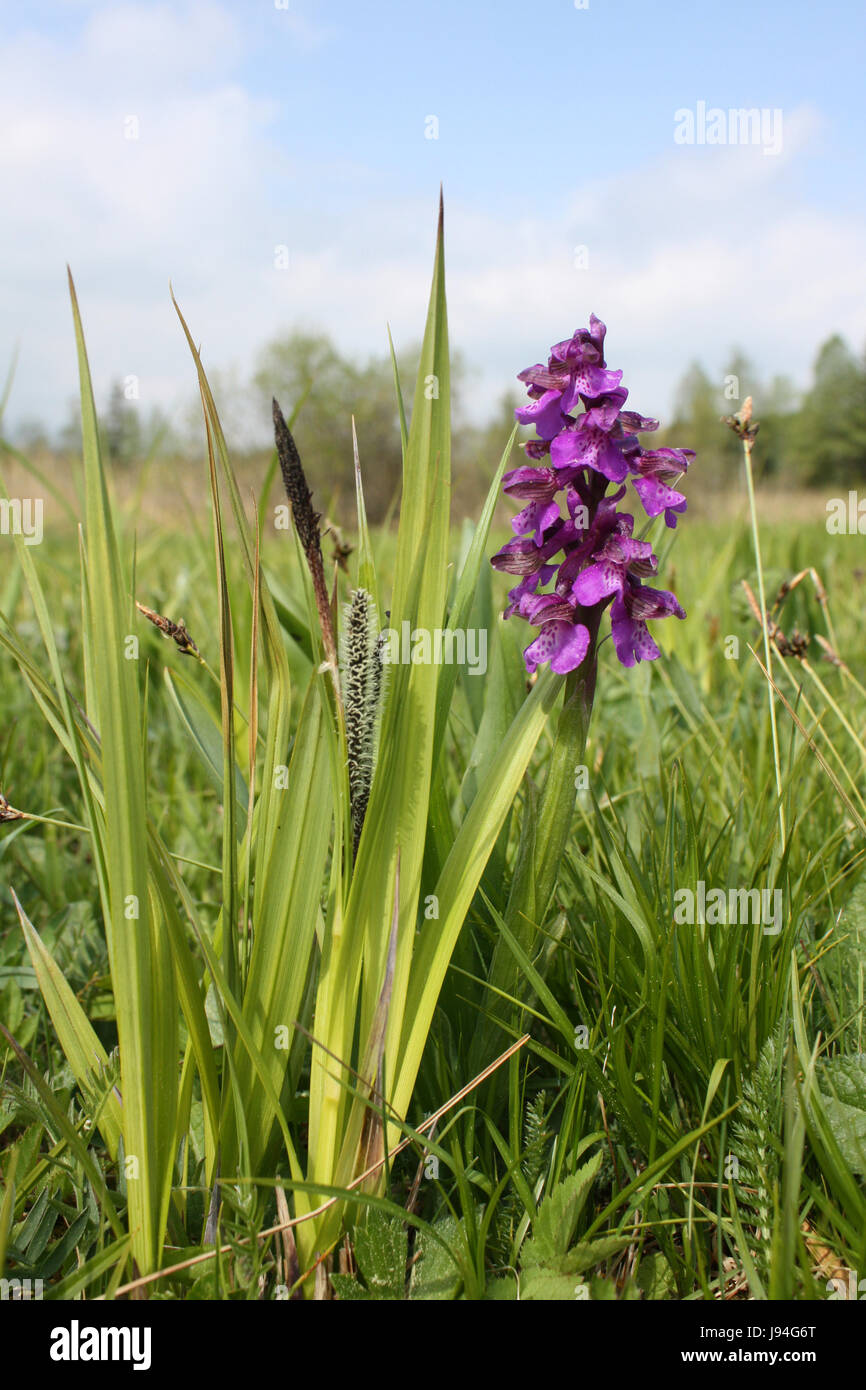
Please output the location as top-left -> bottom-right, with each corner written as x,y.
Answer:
619,410 -> 659,435
491,537 -> 553,575
524,437 -> 552,460
503,465 -> 559,500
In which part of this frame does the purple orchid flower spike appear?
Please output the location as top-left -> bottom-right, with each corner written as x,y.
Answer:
491,316 -> 695,675
482,321 -> 695,1056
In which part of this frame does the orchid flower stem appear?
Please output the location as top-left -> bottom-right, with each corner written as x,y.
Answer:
517,655 -> 596,924
479,649 -> 597,1062
480,314 -> 693,1083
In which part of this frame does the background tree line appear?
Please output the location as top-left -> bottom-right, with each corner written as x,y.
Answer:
13,328 -> 866,522
658,335 -> 866,491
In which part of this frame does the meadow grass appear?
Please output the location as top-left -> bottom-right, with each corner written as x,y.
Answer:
1,220 -> 865,1302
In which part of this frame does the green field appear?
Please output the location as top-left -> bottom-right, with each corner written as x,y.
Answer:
1,262 -> 865,1304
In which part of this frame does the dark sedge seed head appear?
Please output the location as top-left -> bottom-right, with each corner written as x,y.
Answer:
272,397 -> 321,558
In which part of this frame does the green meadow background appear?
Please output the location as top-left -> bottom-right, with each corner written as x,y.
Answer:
1,277 -> 865,1300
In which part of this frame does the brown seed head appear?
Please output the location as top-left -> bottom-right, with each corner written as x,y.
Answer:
272,398 -> 322,559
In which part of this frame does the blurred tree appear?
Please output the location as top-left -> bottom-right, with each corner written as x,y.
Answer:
56,397 -> 85,456
764,374 -> 799,416
54,381 -> 176,468
253,331 -> 471,523
662,351 -> 806,489
662,360 -> 740,489
454,388 -> 527,519
253,332 -> 415,522
103,379 -> 144,468
789,335 -> 866,485
756,373 -> 800,481
9,418 -> 52,453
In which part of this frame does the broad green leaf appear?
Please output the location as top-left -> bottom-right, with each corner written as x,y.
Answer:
394,669 -> 564,1119
304,197 -> 452,1251
164,667 -> 248,824
15,893 -> 122,1159
410,1214 -> 462,1300
225,678 -> 332,1176
349,1209 -> 408,1300
521,1152 -> 603,1264
520,1237 -> 631,1300
819,1056 -> 866,1174
70,271 -> 178,1275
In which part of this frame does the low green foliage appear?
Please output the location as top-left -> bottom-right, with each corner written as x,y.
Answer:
1,204 -> 865,1301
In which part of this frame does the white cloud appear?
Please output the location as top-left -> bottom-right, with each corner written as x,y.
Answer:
85,0 -> 242,79
439,104 -> 865,428
271,0 -> 339,50
0,4 -> 863,467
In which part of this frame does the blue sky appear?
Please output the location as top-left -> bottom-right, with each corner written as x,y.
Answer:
1,0 -> 864,445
